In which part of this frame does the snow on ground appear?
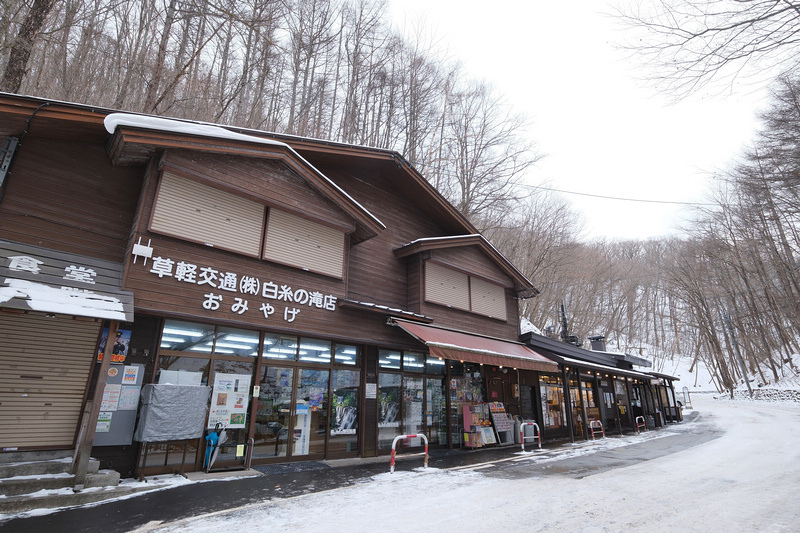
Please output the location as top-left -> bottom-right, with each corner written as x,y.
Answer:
132,394 -> 800,533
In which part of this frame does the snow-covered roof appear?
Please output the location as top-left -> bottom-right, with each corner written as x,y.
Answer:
104,113 -> 386,231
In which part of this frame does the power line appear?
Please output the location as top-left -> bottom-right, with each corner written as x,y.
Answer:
523,183 -> 717,207
407,159 -> 717,207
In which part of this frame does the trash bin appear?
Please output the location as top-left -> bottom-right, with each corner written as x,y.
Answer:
645,415 -> 655,430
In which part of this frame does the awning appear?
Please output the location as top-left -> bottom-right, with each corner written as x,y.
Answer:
560,356 -> 652,381
392,318 -> 558,372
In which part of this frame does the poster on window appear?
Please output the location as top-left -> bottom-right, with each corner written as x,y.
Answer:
208,373 -> 251,429
97,328 -> 131,363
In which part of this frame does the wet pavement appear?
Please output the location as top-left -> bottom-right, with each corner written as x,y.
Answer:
0,412 -> 708,533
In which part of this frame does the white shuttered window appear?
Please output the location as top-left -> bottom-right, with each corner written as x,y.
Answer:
470,276 -> 507,320
263,208 -> 345,279
425,262 -> 470,311
151,172 -> 265,257
425,262 -> 507,320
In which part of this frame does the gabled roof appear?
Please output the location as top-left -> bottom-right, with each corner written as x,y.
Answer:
394,234 -> 539,299
103,113 -> 386,245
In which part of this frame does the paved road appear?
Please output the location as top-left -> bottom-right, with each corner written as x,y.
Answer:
0,411 -> 710,533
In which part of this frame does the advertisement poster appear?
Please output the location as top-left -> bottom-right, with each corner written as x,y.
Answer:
100,384 -> 122,411
96,412 -> 112,433
118,386 -> 141,410
97,328 -> 131,363
208,373 -> 251,429
488,402 -> 513,432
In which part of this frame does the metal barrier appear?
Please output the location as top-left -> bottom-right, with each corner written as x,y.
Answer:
635,416 -> 647,434
519,421 -> 541,452
390,434 -> 429,474
589,420 -> 605,440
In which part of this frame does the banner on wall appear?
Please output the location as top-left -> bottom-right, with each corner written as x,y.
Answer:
208,373 -> 251,429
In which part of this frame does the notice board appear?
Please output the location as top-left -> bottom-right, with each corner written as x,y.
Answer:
488,402 -> 515,445
94,363 -> 144,446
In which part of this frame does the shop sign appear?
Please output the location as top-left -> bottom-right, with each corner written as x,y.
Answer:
0,240 -> 133,320
132,241 -> 338,324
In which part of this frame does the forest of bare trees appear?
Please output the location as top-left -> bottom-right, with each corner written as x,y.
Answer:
3,0 -> 800,393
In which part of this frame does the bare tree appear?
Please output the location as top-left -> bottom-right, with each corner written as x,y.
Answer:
0,0 -> 56,92
618,0 -> 800,97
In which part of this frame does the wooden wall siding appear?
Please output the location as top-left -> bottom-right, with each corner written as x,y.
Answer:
469,276 -> 507,321
300,161 -> 522,340
406,256 -> 422,312
125,233 -> 348,335
0,139 -> 141,263
151,171 -> 265,257
429,246 -> 513,288
321,166 -> 442,307
263,208 -> 345,279
425,261 -> 471,311
0,312 -> 101,448
161,151 -> 355,234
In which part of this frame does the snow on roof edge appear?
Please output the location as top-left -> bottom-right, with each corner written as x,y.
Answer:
103,113 -> 386,231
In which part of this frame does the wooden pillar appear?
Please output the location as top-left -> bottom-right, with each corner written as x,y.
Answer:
561,366 -> 574,443
72,321 -> 119,490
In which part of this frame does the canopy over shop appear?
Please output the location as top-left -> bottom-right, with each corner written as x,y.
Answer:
391,318 -> 557,372
521,331 -> 682,440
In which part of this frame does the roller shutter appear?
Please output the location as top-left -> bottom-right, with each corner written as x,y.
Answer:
425,262 -> 470,311
470,277 -> 507,320
151,171 -> 265,257
0,312 -> 101,449
264,208 -> 345,279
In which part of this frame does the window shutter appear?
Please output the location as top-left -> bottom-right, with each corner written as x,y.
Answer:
470,276 -> 507,320
263,208 -> 345,279
151,171 -> 264,257
425,262 -> 470,310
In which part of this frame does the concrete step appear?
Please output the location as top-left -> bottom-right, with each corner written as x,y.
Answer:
0,469 -> 123,513
0,482 -> 148,514
0,473 -> 74,496
0,457 -> 100,480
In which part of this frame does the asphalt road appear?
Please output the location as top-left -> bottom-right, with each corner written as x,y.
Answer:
0,411 -> 710,533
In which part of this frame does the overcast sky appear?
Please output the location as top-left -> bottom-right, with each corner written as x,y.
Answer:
388,0 -> 771,241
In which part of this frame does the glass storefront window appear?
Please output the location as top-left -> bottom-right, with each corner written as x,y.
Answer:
253,367 -> 294,459
403,377 -> 424,444
378,373 -> 402,449
160,320 -> 215,352
378,349 -> 402,370
426,377 -> 445,444
539,375 -> 565,430
299,338 -> 331,364
404,351 -> 424,373
295,368 -> 329,456
330,369 -> 360,455
156,355 -> 210,385
263,334 -> 298,360
425,355 -> 446,374
334,344 -> 358,366
215,327 -> 259,356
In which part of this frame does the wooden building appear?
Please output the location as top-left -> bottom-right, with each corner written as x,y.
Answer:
0,94 -> 558,478
520,332 -> 682,441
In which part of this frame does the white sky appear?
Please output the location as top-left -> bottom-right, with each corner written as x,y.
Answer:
388,0 -> 770,241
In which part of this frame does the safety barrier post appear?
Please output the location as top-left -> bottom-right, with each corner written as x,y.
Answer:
390,434 -> 429,473
635,416 -> 647,434
589,420 -> 605,440
519,421 -> 541,452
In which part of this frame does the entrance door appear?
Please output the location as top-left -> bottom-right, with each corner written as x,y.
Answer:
253,367 -> 294,459
294,368 -> 329,457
